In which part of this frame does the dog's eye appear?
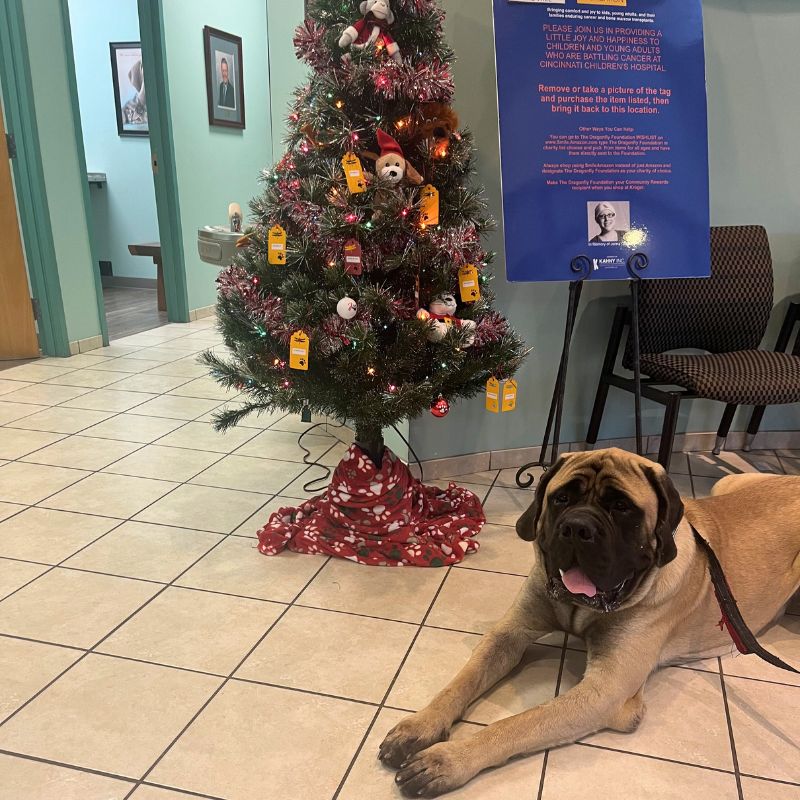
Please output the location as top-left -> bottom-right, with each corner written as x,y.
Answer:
553,493 -> 570,506
612,499 -> 631,513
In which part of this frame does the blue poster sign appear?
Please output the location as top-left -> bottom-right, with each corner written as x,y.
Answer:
493,0 -> 710,282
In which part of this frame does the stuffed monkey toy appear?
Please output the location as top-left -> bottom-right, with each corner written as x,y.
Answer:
339,1 -> 402,64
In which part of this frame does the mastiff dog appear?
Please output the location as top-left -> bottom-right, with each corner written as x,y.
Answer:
379,448 -> 800,796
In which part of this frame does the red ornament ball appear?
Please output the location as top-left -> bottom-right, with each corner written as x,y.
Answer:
430,395 -> 450,418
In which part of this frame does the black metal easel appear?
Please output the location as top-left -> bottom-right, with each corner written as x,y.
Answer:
515,252 -> 649,489
515,256 -> 591,488
626,252 -> 649,457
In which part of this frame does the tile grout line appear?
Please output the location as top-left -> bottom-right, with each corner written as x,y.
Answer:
0,441 -> 339,732
739,772 -> 800,789
0,392 -> 305,598
537,633 -> 570,800
718,657 -> 745,800
0,406 -> 217,601
330,565 -> 456,800
0,747 -> 138,787
0,750 -> 225,800
574,741 -> 740,778
121,552 -> 334,800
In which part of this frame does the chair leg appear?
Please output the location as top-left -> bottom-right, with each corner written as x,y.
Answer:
586,380 -> 610,448
586,306 -> 628,448
658,393 -> 681,472
713,404 -> 737,456
743,406 -> 767,452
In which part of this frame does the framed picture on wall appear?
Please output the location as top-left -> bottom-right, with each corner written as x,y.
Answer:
110,42 -> 148,137
203,26 -> 245,129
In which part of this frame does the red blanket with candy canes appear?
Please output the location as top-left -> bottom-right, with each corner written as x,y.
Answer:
257,445 -> 484,566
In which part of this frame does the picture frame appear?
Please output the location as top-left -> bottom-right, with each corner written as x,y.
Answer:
110,42 -> 148,137
203,26 -> 245,129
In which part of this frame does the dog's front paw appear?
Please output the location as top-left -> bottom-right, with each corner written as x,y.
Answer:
378,711 -> 450,769
395,741 -> 476,798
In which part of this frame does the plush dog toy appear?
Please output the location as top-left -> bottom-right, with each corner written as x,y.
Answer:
339,1 -> 402,64
365,130 -> 423,187
417,293 -> 477,346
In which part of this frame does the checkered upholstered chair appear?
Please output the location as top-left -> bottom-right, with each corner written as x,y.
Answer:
585,225 -> 800,469
743,299 -> 800,449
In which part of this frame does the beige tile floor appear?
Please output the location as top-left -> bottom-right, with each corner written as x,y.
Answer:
0,319 -> 798,799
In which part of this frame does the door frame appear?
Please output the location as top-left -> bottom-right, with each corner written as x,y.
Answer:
0,0 -> 71,357
60,0 -> 190,334
59,0 -> 109,347
137,0 -> 189,322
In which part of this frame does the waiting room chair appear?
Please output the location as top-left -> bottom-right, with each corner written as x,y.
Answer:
742,299 -> 800,449
585,225 -> 800,470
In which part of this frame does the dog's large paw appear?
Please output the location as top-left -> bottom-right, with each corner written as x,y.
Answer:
394,741 -> 475,798
378,711 -> 450,769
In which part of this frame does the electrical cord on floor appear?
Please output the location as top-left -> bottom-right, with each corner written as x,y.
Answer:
298,419 -> 345,494
295,420 -> 425,495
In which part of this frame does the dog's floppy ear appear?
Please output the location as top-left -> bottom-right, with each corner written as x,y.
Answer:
359,150 -> 380,163
516,454 -> 572,541
405,162 -> 424,185
644,465 -> 684,566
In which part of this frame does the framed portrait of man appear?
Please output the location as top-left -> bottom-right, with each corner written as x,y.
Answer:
203,26 -> 245,129
110,42 -> 148,137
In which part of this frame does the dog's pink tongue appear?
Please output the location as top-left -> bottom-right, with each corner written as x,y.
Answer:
561,567 -> 598,598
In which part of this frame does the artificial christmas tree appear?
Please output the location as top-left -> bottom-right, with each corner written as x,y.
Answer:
203,0 -> 527,565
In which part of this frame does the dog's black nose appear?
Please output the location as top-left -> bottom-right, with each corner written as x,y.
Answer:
557,514 -> 599,544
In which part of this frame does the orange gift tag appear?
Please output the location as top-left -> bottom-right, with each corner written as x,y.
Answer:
459,264 -> 480,302
486,377 -> 500,414
289,330 -> 310,371
342,152 -> 367,194
502,379 -> 518,413
420,184 -> 440,226
268,225 -> 287,265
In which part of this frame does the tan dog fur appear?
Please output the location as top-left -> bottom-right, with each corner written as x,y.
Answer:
379,449 -> 800,797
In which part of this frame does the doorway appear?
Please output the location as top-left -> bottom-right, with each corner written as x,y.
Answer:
67,0 -> 167,341
0,100 -> 39,361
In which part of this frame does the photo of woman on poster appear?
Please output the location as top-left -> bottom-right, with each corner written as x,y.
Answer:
589,202 -> 630,244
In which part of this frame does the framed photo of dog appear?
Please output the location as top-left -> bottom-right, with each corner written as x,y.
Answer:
203,26 -> 245,129
110,42 -> 148,137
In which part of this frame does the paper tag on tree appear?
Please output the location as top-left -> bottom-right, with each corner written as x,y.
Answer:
342,153 -> 366,194
420,185 -> 440,226
268,225 -> 287,265
486,377 -> 500,413
344,239 -> 363,275
289,330 -> 310,371
502,379 -> 518,413
459,264 -> 480,302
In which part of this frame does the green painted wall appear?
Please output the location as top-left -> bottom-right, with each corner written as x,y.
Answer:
161,0 -> 275,313
267,0 -> 306,161
406,0 -> 800,461
22,0 -> 102,343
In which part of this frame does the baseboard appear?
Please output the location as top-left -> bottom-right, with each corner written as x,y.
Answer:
68,335 -> 104,355
101,276 -> 158,290
409,430 -> 800,481
190,305 -> 216,321
301,420 -> 800,481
